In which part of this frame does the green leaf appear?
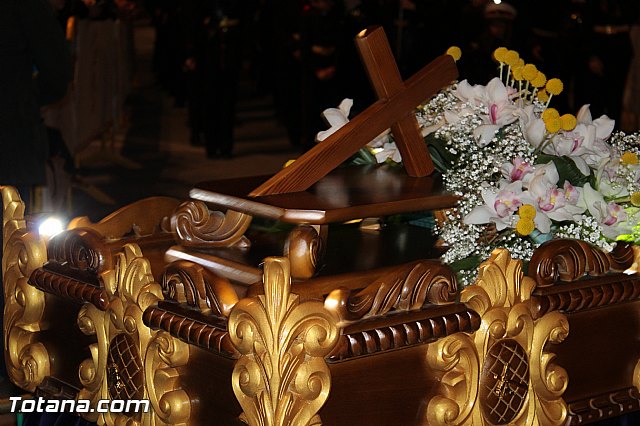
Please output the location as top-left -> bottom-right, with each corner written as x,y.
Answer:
349,147 -> 378,165
449,255 -> 482,273
535,154 -> 592,187
425,134 -> 455,172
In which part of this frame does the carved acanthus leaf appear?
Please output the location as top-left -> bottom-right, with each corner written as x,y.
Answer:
229,257 -> 339,426
427,248 -> 569,425
2,186 -> 49,392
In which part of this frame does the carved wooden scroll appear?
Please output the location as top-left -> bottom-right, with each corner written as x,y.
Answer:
528,239 -> 635,286
142,260 -> 240,357
2,187 -> 49,392
427,249 -> 569,425
325,260 -> 457,325
171,200 -> 252,248
228,257 -> 339,426
285,225 -> 323,280
29,229 -> 112,309
161,260 -> 239,317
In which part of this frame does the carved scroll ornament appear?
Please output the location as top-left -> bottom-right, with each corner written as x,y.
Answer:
171,200 -> 252,248
325,260 -> 457,325
284,225 -> 322,280
161,260 -> 238,317
228,257 -> 340,426
77,244 -> 191,425
427,248 -> 569,425
528,239 -> 635,286
2,186 -> 49,392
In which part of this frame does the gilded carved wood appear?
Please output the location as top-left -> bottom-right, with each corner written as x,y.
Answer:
426,248 -> 569,425
77,244 -> 191,425
2,186 -> 49,392
228,257 -> 340,426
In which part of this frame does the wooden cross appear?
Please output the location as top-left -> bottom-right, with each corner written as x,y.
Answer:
249,26 -> 458,197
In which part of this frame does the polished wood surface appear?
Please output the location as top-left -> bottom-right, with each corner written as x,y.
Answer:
167,222 -> 442,287
249,26 -> 457,196
192,164 -> 458,224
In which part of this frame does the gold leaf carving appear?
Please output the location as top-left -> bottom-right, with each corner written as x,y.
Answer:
145,330 -> 191,425
77,244 -> 191,425
427,248 -> 569,425
229,257 -> 339,426
171,201 -> 252,248
2,187 -> 49,392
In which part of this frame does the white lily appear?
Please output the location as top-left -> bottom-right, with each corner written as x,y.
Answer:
581,183 -> 631,239
516,104 -> 546,149
527,162 -> 585,226
542,105 -> 614,175
316,98 -> 391,154
465,181 -> 534,231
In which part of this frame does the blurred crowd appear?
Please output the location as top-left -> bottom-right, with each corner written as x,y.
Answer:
146,0 -> 640,155
4,0 -> 640,209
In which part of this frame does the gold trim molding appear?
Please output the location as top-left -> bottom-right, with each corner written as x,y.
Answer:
77,244 -> 191,425
426,248 -> 569,425
228,257 -> 340,426
2,186 -> 49,392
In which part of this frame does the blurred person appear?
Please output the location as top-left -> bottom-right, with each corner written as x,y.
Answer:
0,0 -> 72,210
574,0 -> 640,125
0,0 -> 71,382
300,0 -> 345,149
183,0 -> 245,158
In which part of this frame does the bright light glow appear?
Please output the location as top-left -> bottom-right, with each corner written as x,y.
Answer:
493,0 -> 502,4
324,298 -> 339,310
38,217 -> 65,239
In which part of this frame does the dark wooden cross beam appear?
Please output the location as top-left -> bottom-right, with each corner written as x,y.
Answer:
249,26 -> 458,197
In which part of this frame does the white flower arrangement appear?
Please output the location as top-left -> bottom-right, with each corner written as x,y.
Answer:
317,47 -> 640,286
